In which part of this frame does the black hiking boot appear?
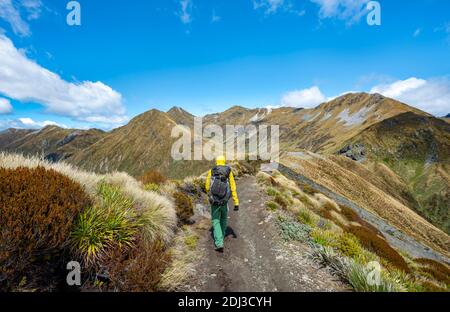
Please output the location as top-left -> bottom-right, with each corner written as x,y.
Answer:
215,246 -> 224,253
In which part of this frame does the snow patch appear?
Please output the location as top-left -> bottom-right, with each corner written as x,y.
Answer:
337,106 -> 374,127
321,112 -> 332,121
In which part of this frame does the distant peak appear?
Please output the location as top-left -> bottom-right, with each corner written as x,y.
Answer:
167,106 -> 193,116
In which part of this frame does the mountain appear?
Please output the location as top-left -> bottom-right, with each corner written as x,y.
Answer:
167,106 -> 195,128
337,112 -> 450,233
0,126 -> 106,162
0,128 -> 34,149
1,92 -> 449,260
69,109 -> 212,178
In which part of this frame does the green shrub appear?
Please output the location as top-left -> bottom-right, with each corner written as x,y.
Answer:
266,187 -> 280,197
144,183 -> 160,193
337,233 -> 365,259
184,234 -> 199,250
347,261 -> 401,292
71,182 -> 140,265
266,201 -> 279,211
0,166 -> 90,290
274,194 -> 290,209
140,170 -> 167,186
173,191 -> 194,224
297,208 -> 318,227
311,229 -> 339,247
277,217 -> 311,242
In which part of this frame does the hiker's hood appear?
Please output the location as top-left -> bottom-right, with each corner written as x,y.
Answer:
216,156 -> 226,166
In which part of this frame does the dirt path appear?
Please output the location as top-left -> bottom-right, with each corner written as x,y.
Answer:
181,175 -> 348,292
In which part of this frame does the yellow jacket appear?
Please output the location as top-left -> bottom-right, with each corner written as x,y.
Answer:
205,159 -> 239,206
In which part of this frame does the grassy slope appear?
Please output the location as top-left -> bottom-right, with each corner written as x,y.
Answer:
69,109 -> 212,178
280,152 -> 450,258
340,112 -> 450,234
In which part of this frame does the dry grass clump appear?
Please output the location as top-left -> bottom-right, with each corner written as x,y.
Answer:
267,168 -> 449,292
414,258 -> 450,285
346,224 -> 410,273
159,226 -> 201,291
0,153 -> 178,291
104,237 -> 171,292
281,154 -> 450,258
173,191 -> 194,224
104,172 -> 177,245
266,201 -> 279,211
0,166 -> 91,290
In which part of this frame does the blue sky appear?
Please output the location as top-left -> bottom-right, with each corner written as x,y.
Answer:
0,0 -> 449,130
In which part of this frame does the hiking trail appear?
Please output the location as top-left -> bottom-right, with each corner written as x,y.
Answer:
180,175 -> 348,292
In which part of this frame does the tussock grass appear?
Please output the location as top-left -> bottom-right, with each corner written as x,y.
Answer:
266,201 -> 279,211
71,182 -> 141,265
264,169 -> 450,292
159,226 -> 201,291
0,153 -> 178,291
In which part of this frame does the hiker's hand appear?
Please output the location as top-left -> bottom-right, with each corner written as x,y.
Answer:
234,205 -> 239,211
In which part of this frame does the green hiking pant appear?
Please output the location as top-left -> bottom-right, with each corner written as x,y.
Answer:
211,203 -> 228,248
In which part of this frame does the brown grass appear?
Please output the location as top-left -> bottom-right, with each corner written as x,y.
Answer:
346,225 -> 410,273
104,237 -> 171,292
173,191 -> 194,224
281,154 -> 450,258
414,258 -> 450,285
0,166 -> 90,290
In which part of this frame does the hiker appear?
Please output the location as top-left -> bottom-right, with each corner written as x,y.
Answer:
205,156 -> 239,252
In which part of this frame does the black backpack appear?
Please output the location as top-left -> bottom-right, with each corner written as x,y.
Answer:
208,166 -> 232,205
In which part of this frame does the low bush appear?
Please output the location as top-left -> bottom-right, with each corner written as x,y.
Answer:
347,261 -> 401,292
346,225 -> 409,273
104,237 -> 171,292
173,191 -> 194,224
140,170 -> 167,186
274,194 -> 291,209
70,182 -> 140,266
184,234 -> 199,250
414,258 -> 450,284
297,208 -> 319,227
266,187 -> 280,197
144,183 -> 160,193
302,184 -> 318,195
266,201 -> 279,211
277,216 -> 311,242
0,166 -> 90,290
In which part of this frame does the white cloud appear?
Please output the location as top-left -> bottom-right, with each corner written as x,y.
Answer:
370,77 -> 450,116
0,35 -> 127,125
0,0 -> 42,36
0,117 -> 67,130
253,0 -> 305,16
253,0 -> 285,14
413,28 -> 421,37
0,97 -> 12,114
21,0 -> 42,20
310,0 -> 369,24
177,0 -> 193,24
281,86 -> 327,108
0,0 -> 30,36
